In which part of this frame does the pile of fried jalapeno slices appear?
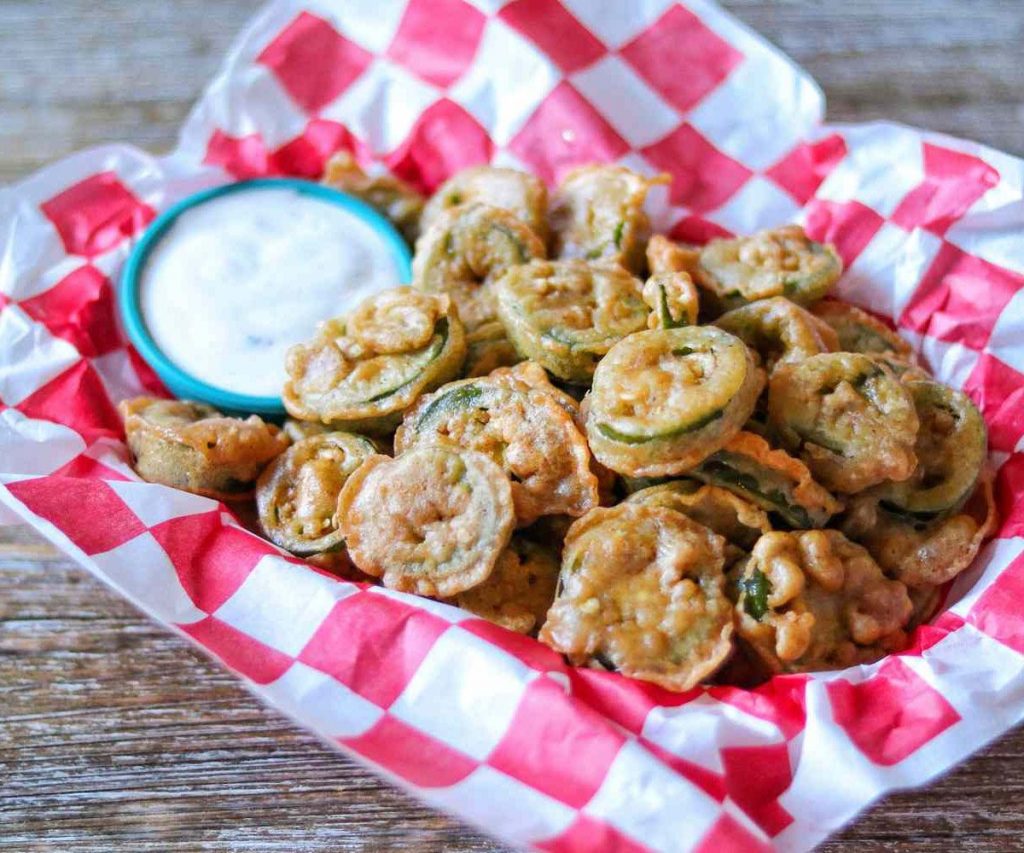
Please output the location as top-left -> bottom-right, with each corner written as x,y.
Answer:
120,157 -> 996,691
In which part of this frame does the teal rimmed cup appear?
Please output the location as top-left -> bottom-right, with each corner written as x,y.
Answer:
118,177 -> 413,418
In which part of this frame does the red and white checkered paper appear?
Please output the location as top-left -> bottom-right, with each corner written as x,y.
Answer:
3,0 -> 1024,849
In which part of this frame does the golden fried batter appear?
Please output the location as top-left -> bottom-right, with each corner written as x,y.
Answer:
769,352 -> 919,493
842,475 -> 997,588
643,272 -> 700,329
735,530 -> 912,673
550,165 -> 668,272
696,225 -> 842,315
495,259 -> 649,383
120,397 -> 288,500
716,296 -> 838,373
256,431 -> 377,555
283,287 -> 466,433
396,370 -> 599,526
412,202 -> 545,331
586,326 -> 764,477
337,446 -> 515,597
421,166 -> 548,242
540,503 -> 733,691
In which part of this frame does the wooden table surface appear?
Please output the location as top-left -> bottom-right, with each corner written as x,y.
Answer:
2,2 -> 1022,850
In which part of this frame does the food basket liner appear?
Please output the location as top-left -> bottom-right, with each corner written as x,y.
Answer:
2,1 -> 1024,849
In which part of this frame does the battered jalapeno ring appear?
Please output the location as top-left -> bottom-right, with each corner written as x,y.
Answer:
337,446 -> 515,597
119,398 -> 289,500
643,272 -> 699,329
412,202 -> 545,331
715,297 -> 837,373
495,260 -> 649,383
283,418 -> 332,443
585,326 -> 764,477
283,287 -> 466,433
874,380 -> 986,519
768,353 -> 919,494
735,530 -> 912,674
841,475 -> 997,588
646,234 -> 700,277
550,165 -> 668,272
421,166 -> 548,242
322,151 -> 424,244
454,536 -> 559,634
696,225 -> 842,315
462,321 -> 521,378
626,480 -> 772,560
395,370 -> 599,526
811,299 -> 915,363
690,431 -> 842,529
539,504 -> 733,691
255,432 -> 377,555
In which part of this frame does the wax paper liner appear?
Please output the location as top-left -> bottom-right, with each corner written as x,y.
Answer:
2,1 -> 1024,849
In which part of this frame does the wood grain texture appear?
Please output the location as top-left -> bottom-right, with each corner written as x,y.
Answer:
2,1 -> 1022,850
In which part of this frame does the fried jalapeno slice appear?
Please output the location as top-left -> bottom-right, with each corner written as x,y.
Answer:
255,432 -> 377,555
550,165 -> 668,272
875,380 -> 987,519
421,166 -> 548,242
454,536 -> 560,634
696,225 -> 842,315
283,287 -> 466,433
842,475 -> 997,588
395,370 -> 599,526
119,398 -> 288,500
539,504 -> 733,691
768,353 -> 919,494
337,446 -> 515,597
690,431 -> 842,529
811,299 -> 916,363
495,259 -> 649,383
322,151 -> 424,244
585,326 -> 764,477
715,296 -> 837,373
735,530 -> 912,673
412,202 -> 545,331
643,272 -> 699,330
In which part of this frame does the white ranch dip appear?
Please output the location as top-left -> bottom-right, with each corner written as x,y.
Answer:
140,187 -> 402,398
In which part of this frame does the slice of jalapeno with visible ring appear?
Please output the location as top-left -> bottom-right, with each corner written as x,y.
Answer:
412,202 -> 545,332
715,296 -> 837,373
396,370 -> 599,527
695,225 -> 842,316
689,431 -> 842,529
255,431 -> 377,555
283,287 -> 467,434
585,326 -> 764,477
549,165 -> 668,273
874,380 -> 987,520
337,446 -> 516,597
538,503 -> 733,692
421,166 -> 549,243
768,352 -> 919,494
495,259 -> 650,384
